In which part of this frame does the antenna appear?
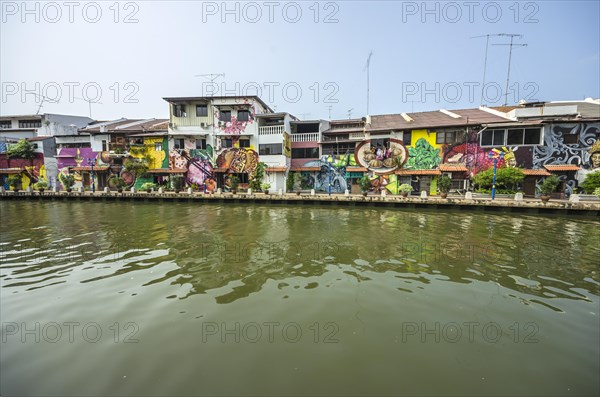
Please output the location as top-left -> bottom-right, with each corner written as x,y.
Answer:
194,73 -> 225,82
32,94 -> 59,115
326,105 -> 332,119
471,34 -> 505,105
493,34 -> 527,106
347,108 -> 353,119
74,97 -> 103,119
364,51 -> 373,115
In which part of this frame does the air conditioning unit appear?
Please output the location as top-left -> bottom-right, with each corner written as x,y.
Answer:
200,122 -> 206,128
169,122 -> 177,129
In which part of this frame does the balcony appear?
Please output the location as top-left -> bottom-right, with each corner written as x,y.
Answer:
291,133 -> 319,142
350,132 -> 366,140
259,125 -> 284,135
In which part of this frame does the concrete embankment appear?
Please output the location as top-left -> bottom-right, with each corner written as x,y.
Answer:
2,190 -> 599,217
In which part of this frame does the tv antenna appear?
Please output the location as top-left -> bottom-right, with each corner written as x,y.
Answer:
471,34 -> 506,106
364,51 -> 373,114
32,93 -> 59,114
326,105 -> 332,119
74,96 -> 103,119
493,34 -> 527,106
347,108 -> 353,119
194,73 -> 225,82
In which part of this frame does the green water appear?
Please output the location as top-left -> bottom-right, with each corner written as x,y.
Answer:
1,201 -> 599,396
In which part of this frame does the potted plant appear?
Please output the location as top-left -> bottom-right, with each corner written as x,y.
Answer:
60,174 -> 75,193
172,175 -> 184,193
7,174 -> 22,192
286,172 -> 296,194
398,183 -> 413,198
437,174 -> 452,199
34,180 -> 48,193
112,176 -> 127,193
539,175 -> 560,202
249,162 -> 267,191
230,175 -> 240,194
359,175 -> 372,197
260,182 -> 271,194
141,182 -> 157,193
190,183 -> 200,192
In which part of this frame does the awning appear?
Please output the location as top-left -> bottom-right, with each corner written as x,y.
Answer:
346,167 -> 368,172
71,166 -> 110,172
0,168 -> 21,174
395,169 -> 442,176
522,169 -> 552,176
543,164 -> 580,171
213,167 -> 228,173
266,167 -> 288,172
291,166 -> 320,172
148,168 -> 187,174
439,164 -> 468,172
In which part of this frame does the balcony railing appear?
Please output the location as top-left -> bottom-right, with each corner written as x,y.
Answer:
259,125 -> 284,135
291,133 -> 319,142
350,132 -> 366,140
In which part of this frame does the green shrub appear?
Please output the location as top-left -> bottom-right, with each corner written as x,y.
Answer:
539,175 -> 560,195
7,139 -> 35,159
249,162 -> 267,191
398,183 -> 413,193
437,175 -> 452,193
59,174 -> 75,190
7,174 -> 22,190
140,182 -> 157,191
359,175 -> 372,193
33,180 -> 48,190
472,167 -> 524,191
581,172 -> 600,194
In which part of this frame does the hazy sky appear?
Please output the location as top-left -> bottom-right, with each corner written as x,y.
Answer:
1,0 -> 599,120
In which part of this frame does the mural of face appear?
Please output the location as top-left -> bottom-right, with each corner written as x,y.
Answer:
592,152 -> 600,169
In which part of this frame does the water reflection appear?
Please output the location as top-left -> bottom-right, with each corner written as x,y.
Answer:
1,201 -> 598,311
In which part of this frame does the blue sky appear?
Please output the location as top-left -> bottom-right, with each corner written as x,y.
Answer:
1,0 -> 599,120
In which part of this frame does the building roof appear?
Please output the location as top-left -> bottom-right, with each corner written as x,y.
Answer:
80,118 -> 169,134
368,108 -> 510,132
396,169 -> 442,175
522,169 -> 552,176
162,96 -> 273,113
439,164 -> 468,172
543,164 -> 581,171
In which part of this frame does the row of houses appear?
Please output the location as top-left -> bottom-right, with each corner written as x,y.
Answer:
1,96 -> 599,196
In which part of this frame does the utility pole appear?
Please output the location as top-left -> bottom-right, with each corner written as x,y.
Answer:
326,105 -> 332,119
364,51 -> 373,115
493,34 -> 527,106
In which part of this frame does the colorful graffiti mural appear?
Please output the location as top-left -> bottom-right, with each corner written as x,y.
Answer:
355,138 -> 407,174
213,100 -> 256,135
216,148 -> 259,175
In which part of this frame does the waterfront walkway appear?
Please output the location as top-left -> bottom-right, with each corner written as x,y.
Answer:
2,190 -> 599,216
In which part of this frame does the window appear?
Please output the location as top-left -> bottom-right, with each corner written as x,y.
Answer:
481,129 -> 506,146
436,131 -> 464,144
292,147 -> 319,158
102,140 -> 108,151
19,120 -> 41,128
230,173 -> 250,183
524,128 -> 541,145
563,133 -> 579,145
195,139 -> 206,150
481,128 -> 542,146
221,139 -> 233,148
220,110 -> 231,122
321,143 -> 356,156
173,104 -> 187,118
259,143 -> 283,155
237,110 -> 250,122
238,139 -> 250,148
0,121 -> 11,129
371,138 -> 389,149
154,143 -> 162,151
403,131 -> 411,146
174,138 -> 185,150
196,105 -> 208,117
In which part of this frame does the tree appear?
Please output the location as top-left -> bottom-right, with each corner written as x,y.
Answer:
539,175 -> 560,196
7,139 -> 35,159
581,172 -> 600,194
124,158 -> 149,180
472,167 -> 524,193
437,174 -> 452,193
286,172 -> 296,192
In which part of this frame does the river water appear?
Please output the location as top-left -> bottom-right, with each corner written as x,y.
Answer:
1,201 -> 598,396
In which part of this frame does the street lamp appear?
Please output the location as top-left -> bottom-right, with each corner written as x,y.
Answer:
487,149 -> 505,200
87,158 -> 96,193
